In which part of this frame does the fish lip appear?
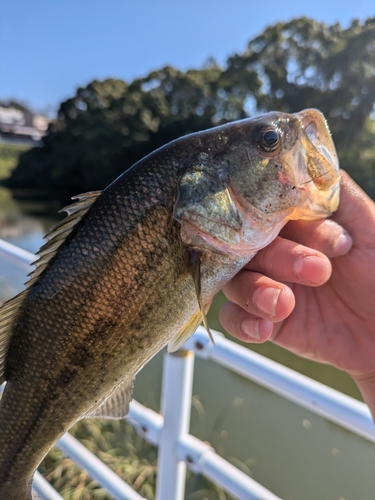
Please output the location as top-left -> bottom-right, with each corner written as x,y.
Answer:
275,109 -> 341,221
295,109 -> 340,191
287,171 -> 340,220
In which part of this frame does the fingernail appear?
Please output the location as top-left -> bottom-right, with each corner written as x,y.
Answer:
293,255 -> 327,284
241,318 -> 273,341
334,231 -> 352,256
253,287 -> 281,317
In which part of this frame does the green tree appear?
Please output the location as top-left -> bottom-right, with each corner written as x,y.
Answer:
6,65 -> 257,208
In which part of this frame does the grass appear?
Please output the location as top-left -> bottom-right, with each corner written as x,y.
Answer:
0,143 -> 30,179
38,417 -> 236,500
39,419 -> 158,500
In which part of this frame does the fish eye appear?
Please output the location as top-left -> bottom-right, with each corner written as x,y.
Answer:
255,127 -> 280,154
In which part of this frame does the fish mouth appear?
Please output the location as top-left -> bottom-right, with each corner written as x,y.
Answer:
285,109 -> 341,220
296,109 -> 340,190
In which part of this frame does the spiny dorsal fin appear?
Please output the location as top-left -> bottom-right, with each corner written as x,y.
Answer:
83,376 -> 135,419
0,191 -> 102,384
26,191 -> 102,289
187,250 -> 214,346
0,292 -> 25,384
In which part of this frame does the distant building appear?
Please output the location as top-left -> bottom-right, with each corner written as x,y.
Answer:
0,105 -> 49,144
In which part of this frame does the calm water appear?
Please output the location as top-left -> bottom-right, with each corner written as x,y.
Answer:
0,187 -> 374,499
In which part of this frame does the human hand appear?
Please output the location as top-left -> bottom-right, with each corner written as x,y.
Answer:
220,171 -> 375,407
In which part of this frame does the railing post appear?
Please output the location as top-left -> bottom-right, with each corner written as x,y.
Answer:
155,349 -> 194,500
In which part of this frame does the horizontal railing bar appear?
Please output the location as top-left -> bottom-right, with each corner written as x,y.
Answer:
176,434 -> 281,500
127,400 -> 163,446
57,432 -> 146,500
0,238 -> 35,270
33,471 -> 64,500
184,328 -> 375,443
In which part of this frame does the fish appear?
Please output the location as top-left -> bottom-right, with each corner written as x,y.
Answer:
0,108 -> 340,499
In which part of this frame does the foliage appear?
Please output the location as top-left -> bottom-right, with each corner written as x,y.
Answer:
0,144 -> 29,180
5,17 -> 375,207
5,65 -> 254,208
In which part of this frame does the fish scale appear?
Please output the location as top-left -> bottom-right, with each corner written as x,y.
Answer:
0,110 -> 340,499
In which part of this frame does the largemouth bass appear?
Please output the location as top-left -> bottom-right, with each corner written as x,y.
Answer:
0,109 -> 339,499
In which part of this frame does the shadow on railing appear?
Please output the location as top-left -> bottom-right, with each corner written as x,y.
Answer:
0,238 -> 374,500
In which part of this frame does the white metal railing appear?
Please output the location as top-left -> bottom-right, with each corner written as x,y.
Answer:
0,238 -> 374,500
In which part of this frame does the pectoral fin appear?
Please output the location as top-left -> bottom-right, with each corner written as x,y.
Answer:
84,376 -> 135,419
188,250 -> 214,345
167,308 -> 203,353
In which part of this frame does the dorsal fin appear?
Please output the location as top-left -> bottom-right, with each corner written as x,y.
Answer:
0,190 -> 102,384
26,191 -> 102,289
0,292 -> 25,384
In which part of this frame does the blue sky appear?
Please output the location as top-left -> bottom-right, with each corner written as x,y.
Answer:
1,1 -> 374,114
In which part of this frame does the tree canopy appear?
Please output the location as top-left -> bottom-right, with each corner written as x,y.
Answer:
6,16 -> 375,209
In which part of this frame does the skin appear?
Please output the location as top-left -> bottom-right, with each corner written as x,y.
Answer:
219,171 -> 375,418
